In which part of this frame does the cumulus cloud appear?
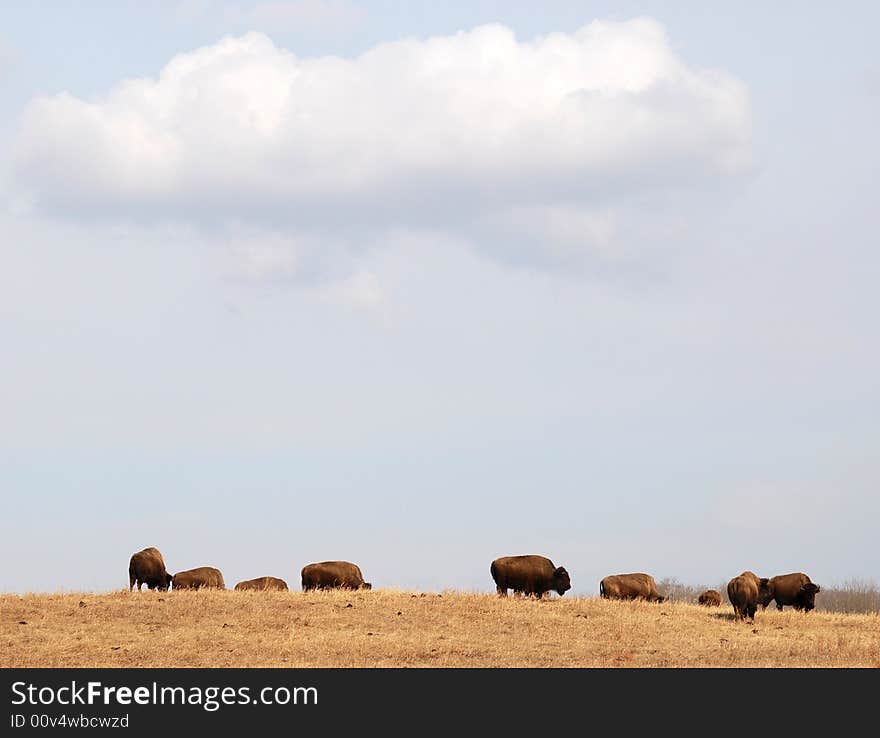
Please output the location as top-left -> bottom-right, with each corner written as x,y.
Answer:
13,19 -> 751,279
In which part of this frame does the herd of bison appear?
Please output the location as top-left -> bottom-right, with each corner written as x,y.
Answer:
129,548 -> 820,623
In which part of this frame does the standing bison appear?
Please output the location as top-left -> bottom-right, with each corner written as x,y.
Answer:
171,566 -> 225,590
727,571 -> 771,621
234,576 -> 289,592
599,573 -> 666,602
301,561 -> 371,591
490,555 -> 571,598
698,589 -> 723,607
760,572 -> 820,611
128,547 -> 172,591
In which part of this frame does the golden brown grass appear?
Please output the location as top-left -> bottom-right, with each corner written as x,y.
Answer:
2,589 -> 878,667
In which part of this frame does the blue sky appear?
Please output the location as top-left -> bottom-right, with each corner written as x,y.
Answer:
1,1 -> 878,594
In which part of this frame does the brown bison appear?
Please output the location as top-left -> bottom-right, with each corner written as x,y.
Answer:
171,566 -> 225,590
235,577 -> 287,592
301,561 -> 371,591
234,576 -> 289,592
698,589 -> 723,607
599,573 -> 666,602
760,572 -> 820,611
727,571 -> 771,621
128,547 -> 172,591
490,555 -> 571,598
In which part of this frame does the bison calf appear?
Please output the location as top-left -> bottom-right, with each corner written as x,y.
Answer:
599,573 -> 666,602
301,561 -> 371,591
490,555 -> 571,598
698,589 -> 723,607
172,566 -> 225,590
128,547 -> 172,592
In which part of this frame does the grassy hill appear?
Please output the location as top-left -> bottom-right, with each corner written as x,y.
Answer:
2,589 -> 878,667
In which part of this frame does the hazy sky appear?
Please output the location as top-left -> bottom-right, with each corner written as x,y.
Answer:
2,2 -> 878,595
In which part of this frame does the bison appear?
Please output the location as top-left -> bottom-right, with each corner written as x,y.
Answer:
760,572 -> 820,612
698,589 -> 723,607
490,555 -> 571,598
727,571 -> 771,621
599,573 -> 666,602
234,576 -> 289,592
301,561 -> 371,591
128,547 -> 172,592
171,566 -> 225,590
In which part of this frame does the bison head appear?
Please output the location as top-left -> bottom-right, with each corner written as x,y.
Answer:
798,583 -> 820,611
757,578 -> 774,608
553,567 -> 571,596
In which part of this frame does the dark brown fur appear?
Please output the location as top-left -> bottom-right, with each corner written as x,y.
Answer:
727,571 -> 770,621
599,573 -> 665,602
301,561 -> 371,591
698,589 -> 723,607
490,555 -> 571,598
171,566 -> 225,590
762,572 -> 820,611
234,576 -> 289,592
128,547 -> 172,592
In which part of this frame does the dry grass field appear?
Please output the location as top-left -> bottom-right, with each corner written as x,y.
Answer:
2,589 -> 879,668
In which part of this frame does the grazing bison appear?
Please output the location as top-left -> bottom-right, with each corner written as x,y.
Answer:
698,589 -> 723,607
761,572 -> 820,612
171,566 -> 225,590
490,555 -> 571,598
599,573 -> 666,602
234,576 -> 289,592
128,547 -> 172,592
301,561 -> 371,591
727,571 -> 771,621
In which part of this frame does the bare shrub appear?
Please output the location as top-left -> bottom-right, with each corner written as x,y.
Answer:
657,577 -> 730,604
815,579 -> 880,614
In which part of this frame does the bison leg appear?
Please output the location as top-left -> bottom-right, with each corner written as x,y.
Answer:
496,586 -> 507,597
776,602 -> 784,611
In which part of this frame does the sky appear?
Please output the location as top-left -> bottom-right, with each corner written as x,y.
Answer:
1,1 -> 878,595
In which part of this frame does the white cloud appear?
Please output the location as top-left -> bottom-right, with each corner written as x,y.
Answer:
13,19 -> 752,279
314,270 -> 386,313
225,229 -> 307,284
